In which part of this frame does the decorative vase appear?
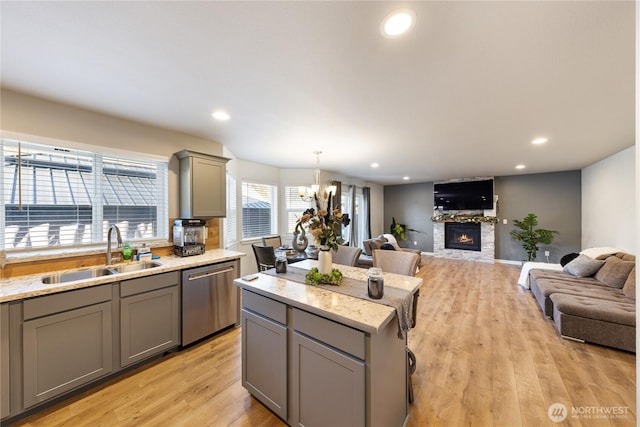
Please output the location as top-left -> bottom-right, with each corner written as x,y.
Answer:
318,247 -> 332,274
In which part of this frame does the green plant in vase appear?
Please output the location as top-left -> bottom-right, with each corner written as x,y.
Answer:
390,217 -> 406,241
510,213 -> 558,262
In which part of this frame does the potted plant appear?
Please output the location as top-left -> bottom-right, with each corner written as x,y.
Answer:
390,217 -> 407,241
510,213 -> 558,262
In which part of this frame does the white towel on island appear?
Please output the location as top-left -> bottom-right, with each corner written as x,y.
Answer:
518,262 -> 563,289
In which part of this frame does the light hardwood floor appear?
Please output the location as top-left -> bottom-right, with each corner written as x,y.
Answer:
8,257 -> 636,427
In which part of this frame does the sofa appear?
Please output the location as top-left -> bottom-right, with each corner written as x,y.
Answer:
527,250 -> 636,352
358,234 -> 422,269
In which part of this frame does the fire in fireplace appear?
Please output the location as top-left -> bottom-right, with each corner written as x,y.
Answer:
445,222 -> 481,251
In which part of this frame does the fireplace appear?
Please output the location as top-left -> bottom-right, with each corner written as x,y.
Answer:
445,222 -> 481,251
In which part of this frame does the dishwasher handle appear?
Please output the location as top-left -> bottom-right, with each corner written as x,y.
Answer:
187,267 -> 235,281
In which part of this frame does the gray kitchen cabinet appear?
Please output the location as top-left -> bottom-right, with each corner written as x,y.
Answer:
291,308 -> 365,427
238,286 -> 409,427
241,290 -> 287,420
176,149 -> 229,218
120,271 -> 180,367
1,303 -> 10,420
22,285 -> 113,409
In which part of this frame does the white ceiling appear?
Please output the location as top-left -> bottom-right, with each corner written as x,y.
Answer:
1,1 -> 635,185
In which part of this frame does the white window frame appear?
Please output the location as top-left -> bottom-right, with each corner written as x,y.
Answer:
223,172 -> 238,248
283,185 -> 313,241
1,133 -> 169,255
241,180 -> 278,240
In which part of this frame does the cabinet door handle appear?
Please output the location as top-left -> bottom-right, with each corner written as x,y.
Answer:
188,267 -> 234,281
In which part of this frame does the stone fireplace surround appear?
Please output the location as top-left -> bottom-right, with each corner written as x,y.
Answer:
433,212 -> 495,263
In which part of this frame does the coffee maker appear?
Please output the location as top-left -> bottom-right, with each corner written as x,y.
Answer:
173,219 -> 207,257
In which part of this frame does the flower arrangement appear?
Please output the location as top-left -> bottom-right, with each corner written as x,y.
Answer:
296,193 -> 350,251
431,213 -> 498,223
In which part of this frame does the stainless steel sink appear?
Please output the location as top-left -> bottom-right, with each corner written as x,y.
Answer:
42,267 -> 116,284
110,261 -> 162,273
41,261 -> 162,284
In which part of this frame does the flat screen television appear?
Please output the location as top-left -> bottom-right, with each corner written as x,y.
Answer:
434,179 -> 494,211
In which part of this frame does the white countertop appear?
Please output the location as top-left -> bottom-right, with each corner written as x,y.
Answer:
234,259 -> 423,335
0,249 -> 245,302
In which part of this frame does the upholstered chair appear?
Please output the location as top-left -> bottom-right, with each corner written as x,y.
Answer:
332,245 -> 363,267
372,248 -> 421,403
261,235 -> 282,248
372,249 -> 420,276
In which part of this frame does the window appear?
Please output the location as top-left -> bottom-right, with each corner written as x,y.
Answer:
341,190 -> 352,243
341,186 -> 366,249
241,181 -> 277,239
224,172 -> 237,247
1,138 -> 168,250
353,188 -> 367,248
284,186 -> 311,237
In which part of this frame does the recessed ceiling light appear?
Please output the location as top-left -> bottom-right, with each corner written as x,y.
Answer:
371,162 -> 379,168
515,164 -> 526,170
381,9 -> 416,38
403,176 -> 410,181
212,111 -> 230,121
531,137 -> 548,145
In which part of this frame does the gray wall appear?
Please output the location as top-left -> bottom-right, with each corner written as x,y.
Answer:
384,182 -> 434,252
384,171 -> 582,263
494,171 -> 581,263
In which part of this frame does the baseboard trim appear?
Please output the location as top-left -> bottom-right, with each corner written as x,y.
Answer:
561,335 -> 585,343
494,259 -> 524,266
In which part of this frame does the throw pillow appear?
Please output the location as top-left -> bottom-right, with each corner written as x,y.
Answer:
614,252 -> 636,262
370,237 -> 387,252
594,255 -> 636,288
622,266 -> 636,298
560,252 -> 579,267
381,243 -> 396,250
580,247 -> 622,259
381,233 -> 401,250
362,239 -> 373,256
563,254 -> 605,278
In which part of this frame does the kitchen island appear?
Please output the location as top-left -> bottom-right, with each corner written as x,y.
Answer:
234,259 -> 422,427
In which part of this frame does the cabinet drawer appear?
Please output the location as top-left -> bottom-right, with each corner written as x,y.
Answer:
242,290 -> 286,325
120,271 -> 179,297
23,284 -> 112,320
293,308 -> 365,360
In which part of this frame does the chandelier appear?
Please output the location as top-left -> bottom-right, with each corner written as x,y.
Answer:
299,151 -> 336,202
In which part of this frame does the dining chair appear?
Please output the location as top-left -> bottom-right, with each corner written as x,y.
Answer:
262,235 -> 282,248
372,248 -> 421,403
331,245 -> 362,267
252,244 -> 276,272
372,249 -> 420,276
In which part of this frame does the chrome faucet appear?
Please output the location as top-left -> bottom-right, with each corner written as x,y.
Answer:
106,224 -> 123,265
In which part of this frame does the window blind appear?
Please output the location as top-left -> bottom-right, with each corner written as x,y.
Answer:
1,138 -> 168,250
241,181 -> 276,239
285,186 -> 311,235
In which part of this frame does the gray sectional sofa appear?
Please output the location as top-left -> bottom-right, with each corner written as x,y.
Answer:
528,251 -> 636,352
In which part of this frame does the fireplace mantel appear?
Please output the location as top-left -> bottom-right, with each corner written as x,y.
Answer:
431,213 -> 498,224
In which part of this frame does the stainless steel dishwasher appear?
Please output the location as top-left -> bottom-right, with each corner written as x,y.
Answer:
181,261 -> 239,346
